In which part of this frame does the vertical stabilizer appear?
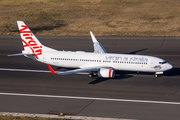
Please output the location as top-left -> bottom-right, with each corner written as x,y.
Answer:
17,21 -> 43,59
17,21 -> 42,50
17,21 -> 56,59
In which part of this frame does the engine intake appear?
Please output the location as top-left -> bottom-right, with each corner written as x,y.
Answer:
98,68 -> 115,78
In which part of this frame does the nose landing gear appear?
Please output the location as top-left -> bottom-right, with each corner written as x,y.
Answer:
155,72 -> 163,77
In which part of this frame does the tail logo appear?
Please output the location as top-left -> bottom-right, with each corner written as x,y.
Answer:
20,25 -> 42,59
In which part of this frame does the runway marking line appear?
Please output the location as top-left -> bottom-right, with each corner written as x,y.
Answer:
0,68 -> 88,74
0,68 -> 50,73
0,92 -> 180,105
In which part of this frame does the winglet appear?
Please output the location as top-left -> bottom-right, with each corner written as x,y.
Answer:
90,31 -> 98,43
47,65 -> 56,74
90,31 -> 107,53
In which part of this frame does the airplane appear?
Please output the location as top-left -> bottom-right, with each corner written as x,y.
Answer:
9,21 -> 173,78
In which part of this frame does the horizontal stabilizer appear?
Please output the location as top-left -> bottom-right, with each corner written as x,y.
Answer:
8,53 -> 34,56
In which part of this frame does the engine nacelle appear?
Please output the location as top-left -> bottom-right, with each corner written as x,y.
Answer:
98,68 -> 115,78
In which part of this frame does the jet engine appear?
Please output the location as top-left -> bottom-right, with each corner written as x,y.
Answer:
98,68 -> 115,78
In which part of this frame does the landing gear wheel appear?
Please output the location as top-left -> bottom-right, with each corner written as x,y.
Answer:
88,72 -> 97,78
155,74 -> 161,77
88,74 -> 93,78
155,72 -> 163,77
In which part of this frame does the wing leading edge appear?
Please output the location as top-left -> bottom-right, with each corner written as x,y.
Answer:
90,31 -> 107,54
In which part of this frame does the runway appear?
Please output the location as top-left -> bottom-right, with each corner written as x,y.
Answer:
1,35 -> 180,120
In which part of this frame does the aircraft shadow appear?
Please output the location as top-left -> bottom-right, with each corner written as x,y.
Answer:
114,68 -> 180,77
115,68 -> 180,77
89,75 -> 133,84
89,78 -> 109,84
163,67 -> 180,76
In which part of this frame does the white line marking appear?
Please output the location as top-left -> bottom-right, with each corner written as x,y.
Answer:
0,92 -> 180,105
0,68 -> 88,74
0,68 -> 50,73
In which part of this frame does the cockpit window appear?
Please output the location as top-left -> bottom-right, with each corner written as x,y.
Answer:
159,61 -> 167,64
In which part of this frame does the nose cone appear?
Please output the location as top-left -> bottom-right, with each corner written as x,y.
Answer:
166,63 -> 173,70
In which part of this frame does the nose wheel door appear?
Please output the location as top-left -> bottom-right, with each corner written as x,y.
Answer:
155,72 -> 163,77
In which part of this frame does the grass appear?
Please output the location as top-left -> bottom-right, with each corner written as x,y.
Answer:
0,115 -> 69,120
0,0 -> 180,36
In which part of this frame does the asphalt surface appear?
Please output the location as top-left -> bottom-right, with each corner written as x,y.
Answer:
1,35 -> 180,120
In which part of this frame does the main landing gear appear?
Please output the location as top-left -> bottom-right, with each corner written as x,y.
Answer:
88,72 -> 97,78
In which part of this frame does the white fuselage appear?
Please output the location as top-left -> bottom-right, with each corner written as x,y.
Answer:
15,21 -> 173,78
35,51 -> 173,73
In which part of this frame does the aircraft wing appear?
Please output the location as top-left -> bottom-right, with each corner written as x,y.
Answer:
90,31 -> 107,54
47,65 -> 100,75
